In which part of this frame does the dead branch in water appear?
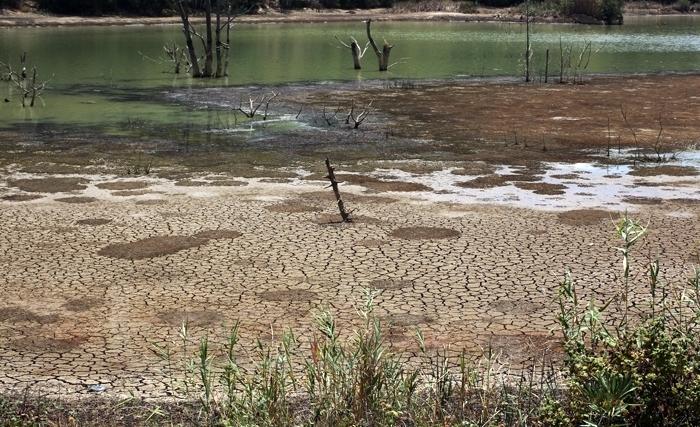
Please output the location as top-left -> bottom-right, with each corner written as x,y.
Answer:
335,35 -> 370,70
235,92 -> 279,119
345,99 -> 374,129
1,53 -> 49,108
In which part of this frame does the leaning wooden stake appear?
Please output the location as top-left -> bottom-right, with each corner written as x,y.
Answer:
325,158 -> 352,223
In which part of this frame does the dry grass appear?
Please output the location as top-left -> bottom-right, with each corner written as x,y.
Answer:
8,177 -> 88,193
389,226 -> 461,240
98,236 -> 207,260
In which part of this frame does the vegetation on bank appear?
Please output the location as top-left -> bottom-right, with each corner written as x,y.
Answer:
0,0 -> 695,24
1,216 -> 699,426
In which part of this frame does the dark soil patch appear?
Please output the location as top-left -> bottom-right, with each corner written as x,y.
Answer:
390,226 -> 461,240
8,177 -> 88,193
456,175 -> 509,189
557,209 -> 615,226
623,196 -> 664,205
668,198 -> 700,206
193,229 -> 242,240
10,335 -> 86,352
514,182 -> 567,195
56,197 -> 97,204
76,218 -> 112,226
629,165 -> 699,177
499,174 -> 543,182
259,178 -> 294,184
111,190 -> 153,197
135,199 -> 167,206
1,194 -> 43,202
61,297 -> 104,312
258,290 -> 318,302
98,236 -> 207,260
550,173 -> 580,180
96,181 -> 150,191
336,174 -> 430,192
159,309 -> 221,327
0,307 -> 60,324
266,201 -> 323,213
370,279 -> 413,290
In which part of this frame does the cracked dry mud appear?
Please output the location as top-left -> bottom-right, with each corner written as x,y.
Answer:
0,187 -> 698,399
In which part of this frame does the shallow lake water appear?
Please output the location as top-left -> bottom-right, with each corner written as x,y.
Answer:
0,16 -> 699,128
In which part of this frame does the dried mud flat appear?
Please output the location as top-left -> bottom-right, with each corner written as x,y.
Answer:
0,186 -> 698,399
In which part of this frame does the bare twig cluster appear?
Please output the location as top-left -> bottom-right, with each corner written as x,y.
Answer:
314,99 -> 374,129
235,92 -> 279,119
1,53 -> 49,108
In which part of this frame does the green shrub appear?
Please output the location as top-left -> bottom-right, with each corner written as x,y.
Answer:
459,0 -> 478,13
557,216 -> 700,425
675,0 -> 691,12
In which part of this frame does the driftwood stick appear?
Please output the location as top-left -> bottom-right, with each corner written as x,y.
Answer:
325,158 -> 351,223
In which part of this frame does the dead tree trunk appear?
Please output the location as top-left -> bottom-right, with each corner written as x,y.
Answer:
366,20 -> 393,72
325,158 -> 352,223
176,0 -> 202,78
203,0 -> 214,77
215,0 -> 223,77
336,35 -> 369,70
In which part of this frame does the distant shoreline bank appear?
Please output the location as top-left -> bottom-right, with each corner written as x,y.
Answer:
0,5 -> 696,28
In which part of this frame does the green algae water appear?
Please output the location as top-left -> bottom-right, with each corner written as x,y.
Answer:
0,16 -> 698,128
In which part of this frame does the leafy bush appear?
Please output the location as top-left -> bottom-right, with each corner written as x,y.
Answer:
675,0 -> 691,12
0,0 -> 22,8
556,216 -> 700,425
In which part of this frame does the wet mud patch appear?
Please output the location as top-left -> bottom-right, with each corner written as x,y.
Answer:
8,177 -> 88,193
370,279 -> 413,290
623,196 -> 664,205
668,198 -> 700,206
550,173 -> 580,180
266,200 -> 323,213
136,199 -> 167,206
10,335 -> 87,352
457,175 -> 509,189
159,309 -> 221,327
629,165 -> 699,177
390,226 -> 461,240
96,181 -> 150,191
513,182 -> 567,195
336,174 -> 430,192
0,307 -> 60,324
98,235 -> 207,260
62,297 -> 104,312
56,196 -> 97,204
111,190 -> 154,197
499,173 -> 542,182
558,209 -> 616,226
193,229 -> 242,240
2,194 -> 43,202
258,290 -> 318,302
76,218 -> 112,226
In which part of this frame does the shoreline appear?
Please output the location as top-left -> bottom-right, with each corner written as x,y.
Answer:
0,7 -> 697,28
